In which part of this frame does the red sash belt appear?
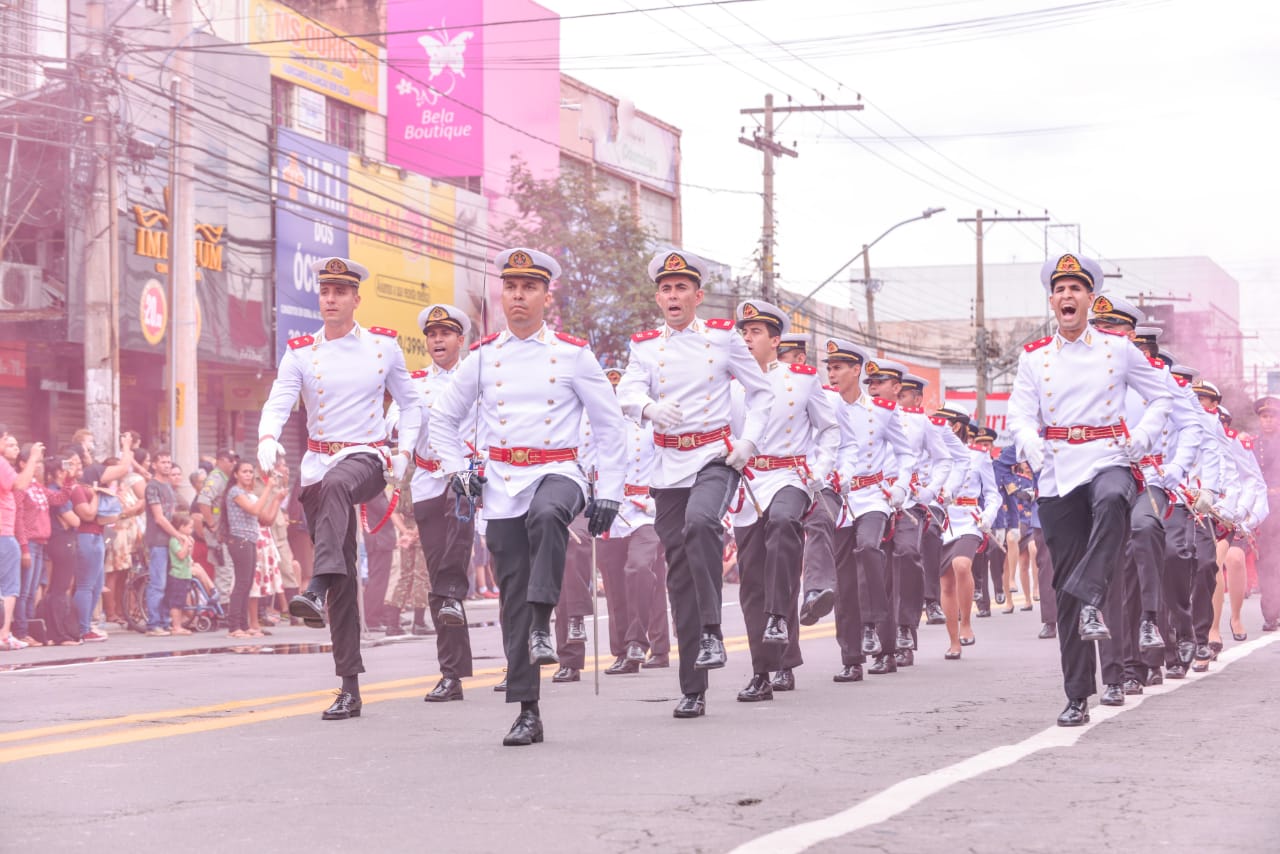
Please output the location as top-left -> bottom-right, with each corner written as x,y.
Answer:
953,496 -> 980,507
1042,424 -> 1126,444
848,472 -> 885,492
488,446 -> 579,466
413,453 -> 441,472
307,438 -> 387,455
653,425 -> 731,450
1138,453 -> 1164,468
747,454 -> 807,472
624,484 -> 649,497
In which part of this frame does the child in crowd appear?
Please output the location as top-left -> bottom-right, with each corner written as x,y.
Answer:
167,512 -> 197,635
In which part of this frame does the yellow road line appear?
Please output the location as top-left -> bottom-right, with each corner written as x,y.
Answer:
1,624 -> 837,764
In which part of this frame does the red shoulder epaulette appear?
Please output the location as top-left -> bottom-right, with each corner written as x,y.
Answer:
1096,326 -> 1126,337
410,369 -> 427,379
873,397 -> 896,410
631,329 -> 660,343
929,416 -> 948,427
1148,358 -> 1164,369
901,405 -> 923,414
369,326 -> 397,338
705,318 -> 734,330
789,363 -> 817,375
1242,438 -> 1254,451
555,331 -> 588,347
469,332 -> 500,351
1024,336 -> 1052,353
288,334 -> 314,349
1174,376 -> 1189,387
1225,426 -> 1238,439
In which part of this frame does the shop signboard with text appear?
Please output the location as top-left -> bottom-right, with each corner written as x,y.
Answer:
246,0 -> 380,111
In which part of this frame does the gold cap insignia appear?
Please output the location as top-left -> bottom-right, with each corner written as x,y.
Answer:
325,258 -> 348,274
605,369 -> 622,383
1092,296 -> 1113,314
664,253 -> 687,272
428,306 -> 448,322
509,251 -> 531,268
742,303 -> 759,319
827,340 -> 839,353
1056,254 -> 1081,274
865,361 -> 880,375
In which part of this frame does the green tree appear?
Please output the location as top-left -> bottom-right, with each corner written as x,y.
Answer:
500,158 -> 658,366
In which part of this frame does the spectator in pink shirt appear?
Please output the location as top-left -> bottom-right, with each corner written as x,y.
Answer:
14,443 -> 51,645
1,429 -> 43,651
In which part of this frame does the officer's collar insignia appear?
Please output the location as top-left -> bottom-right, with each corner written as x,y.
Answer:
1092,295 -> 1113,314
509,251 -> 531,268
742,303 -> 759,319
664,253 -> 687,272
427,306 -> 448,322
1056,254 -> 1081,274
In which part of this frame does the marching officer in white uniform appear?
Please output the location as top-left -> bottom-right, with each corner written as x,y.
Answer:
1007,253 -> 1172,727
824,339 -> 915,682
729,300 -> 838,702
258,257 -> 424,720
430,248 -> 627,746
617,249 -> 773,719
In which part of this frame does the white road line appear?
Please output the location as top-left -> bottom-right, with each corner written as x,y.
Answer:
730,632 -> 1280,854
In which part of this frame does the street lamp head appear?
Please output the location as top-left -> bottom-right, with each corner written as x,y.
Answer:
922,207 -> 945,218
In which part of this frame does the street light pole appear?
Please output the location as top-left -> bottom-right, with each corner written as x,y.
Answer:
861,244 -> 878,350
787,207 -> 945,324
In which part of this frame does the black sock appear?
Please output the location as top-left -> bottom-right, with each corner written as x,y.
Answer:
341,675 -> 359,699
531,603 -> 553,633
413,607 -> 426,626
306,575 -> 332,598
702,623 -> 722,639
520,700 -> 540,716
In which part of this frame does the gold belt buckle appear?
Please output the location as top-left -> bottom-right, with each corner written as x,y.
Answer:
678,434 -> 695,449
754,458 -> 769,470
328,441 -> 343,455
511,448 -> 530,464
1068,426 -> 1086,442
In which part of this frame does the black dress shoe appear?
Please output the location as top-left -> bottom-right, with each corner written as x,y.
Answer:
673,692 -> 706,718
1138,619 -> 1164,651
1208,640 -> 1222,659
799,588 -> 835,626
502,710 -> 544,746
860,625 -> 881,656
288,591 -> 327,628
1165,663 -> 1186,680
1177,639 -> 1196,666
566,616 -> 587,644
976,608 -> 992,618
895,626 -> 914,651
641,653 -> 669,669
1038,622 -> 1057,639
411,623 -> 432,636
437,598 -> 465,627
551,666 -> 580,683
1122,678 -> 1144,696
1057,698 -> 1090,726
694,633 -> 727,669
1193,642 -> 1212,661
1078,605 -> 1110,641
868,655 -> 897,675
322,691 -> 362,720
737,673 -> 774,702
833,664 -> 863,683
894,649 -> 914,668
762,614 -> 789,645
604,656 -> 640,675
529,629 -> 558,666
1147,667 -> 1163,686
771,668 -> 795,691
995,592 -> 1006,606
1100,684 -> 1125,706
494,676 -> 507,692
424,676 -> 463,702
625,642 -> 646,663
384,623 -> 407,637
924,601 -> 946,625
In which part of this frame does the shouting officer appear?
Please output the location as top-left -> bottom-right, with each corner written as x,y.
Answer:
429,248 -> 626,746
258,257 -> 423,721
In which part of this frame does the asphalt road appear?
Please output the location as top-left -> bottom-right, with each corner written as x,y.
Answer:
7,589 -> 1279,853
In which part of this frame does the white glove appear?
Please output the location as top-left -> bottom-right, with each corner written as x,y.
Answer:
390,452 -> 410,483
1125,429 -> 1152,462
1021,439 -> 1045,473
643,401 -> 684,432
1163,464 -> 1184,486
258,438 -> 285,473
980,509 -> 999,530
887,484 -> 907,510
1192,489 -> 1214,515
914,484 -> 938,506
724,438 -> 756,472
803,477 -> 824,505
641,496 -> 656,516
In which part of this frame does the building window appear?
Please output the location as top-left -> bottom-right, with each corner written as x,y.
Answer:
0,0 -> 34,97
271,78 -> 293,130
326,97 -> 364,155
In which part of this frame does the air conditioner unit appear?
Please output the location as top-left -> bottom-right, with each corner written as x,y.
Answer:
0,262 -> 44,311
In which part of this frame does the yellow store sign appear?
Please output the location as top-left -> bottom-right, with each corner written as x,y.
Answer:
247,0 -> 380,111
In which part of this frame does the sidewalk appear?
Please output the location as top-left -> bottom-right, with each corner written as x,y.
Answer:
2,597 -> 502,671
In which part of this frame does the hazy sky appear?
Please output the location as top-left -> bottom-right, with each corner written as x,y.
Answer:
540,0 -> 1280,373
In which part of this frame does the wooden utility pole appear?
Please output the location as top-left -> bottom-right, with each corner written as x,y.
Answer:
958,210 -> 1049,424
740,95 -> 862,303
169,0 -> 198,475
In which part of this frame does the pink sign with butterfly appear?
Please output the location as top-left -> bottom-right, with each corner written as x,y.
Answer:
386,0 -> 485,179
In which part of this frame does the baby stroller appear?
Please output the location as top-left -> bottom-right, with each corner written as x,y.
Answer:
176,577 -> 227,633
